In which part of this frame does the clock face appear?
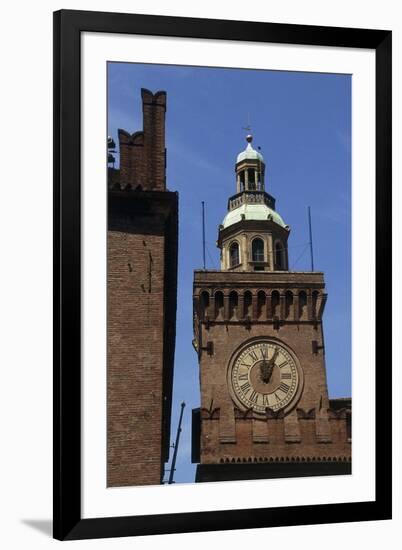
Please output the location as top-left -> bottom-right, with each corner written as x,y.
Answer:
229,340 -> 301,414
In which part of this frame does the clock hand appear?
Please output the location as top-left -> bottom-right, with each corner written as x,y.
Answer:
268,347 -> 279,366
260,347 -> 278,383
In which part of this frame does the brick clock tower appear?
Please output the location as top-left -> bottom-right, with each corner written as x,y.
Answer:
192,135 -> 351,482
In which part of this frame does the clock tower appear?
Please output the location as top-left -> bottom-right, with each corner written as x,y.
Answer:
192,135 -> 351,482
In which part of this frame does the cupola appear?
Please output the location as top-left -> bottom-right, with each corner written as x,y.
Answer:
217,134 -> 290,272
235,134 -> 265,193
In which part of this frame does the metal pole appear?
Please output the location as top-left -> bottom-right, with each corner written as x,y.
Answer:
202,201 -> 206,270
168,402 -> 186,484
308,206 -> 314,271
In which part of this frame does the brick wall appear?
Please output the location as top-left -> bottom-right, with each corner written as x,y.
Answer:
106,84 -> 177,488
107,227 -> 166,486
107,189 -> 178,487
118,89 -> 166,191
193,271 -> 351,469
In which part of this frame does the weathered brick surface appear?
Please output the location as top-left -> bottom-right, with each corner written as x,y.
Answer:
107,88 -> 178,487
107,228 -> 166,486
118,89 -> 166,191
107,190 -> 178,487
193,272 -> 351,467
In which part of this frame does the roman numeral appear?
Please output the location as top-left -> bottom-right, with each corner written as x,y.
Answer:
240,382 -> 251,393
278,360 -> 288,369
240,362 -> 251,368
263,394 -> 270,406
281,372 -> 291,379
249,350 -> 258,362
249,390 -> 259,403
279,382 -> 290,393
274,392 -> 281,402
260,346 -> 267,359
238,373 -> 248,380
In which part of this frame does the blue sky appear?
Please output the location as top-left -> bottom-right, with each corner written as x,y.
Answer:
108,62 -> 351,484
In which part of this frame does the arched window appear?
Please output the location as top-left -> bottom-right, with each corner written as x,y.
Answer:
244,291 -> 253,318
346,412 -> 352,441
229,291 -> 238,320
257,291 -> 266,319
214,291 -> 224,320
248,168 -> 256,190
285,291 -> 293,319
271,290 -> 280,318
275,241 -> 283,269
239,170 -> 245,191
312,291 -> 319,319
199,291 -> 210,320
298,291 -> 307,320
229,242 -> 240,267
252,238 -> 264,262
256,167 -> 263,190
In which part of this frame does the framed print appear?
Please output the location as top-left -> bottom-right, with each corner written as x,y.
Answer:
53,9 -> 392,541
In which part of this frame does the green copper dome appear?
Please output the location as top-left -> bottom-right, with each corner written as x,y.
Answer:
222,203 -> 287,229
236,135 -> 264,164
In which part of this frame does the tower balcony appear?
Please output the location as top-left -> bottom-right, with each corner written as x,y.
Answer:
228,190 -> 276,212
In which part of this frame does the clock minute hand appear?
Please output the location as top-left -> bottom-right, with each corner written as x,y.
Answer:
268,347 -> 279,367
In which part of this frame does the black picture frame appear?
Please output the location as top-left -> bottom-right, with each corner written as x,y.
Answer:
53,9 -> 392,541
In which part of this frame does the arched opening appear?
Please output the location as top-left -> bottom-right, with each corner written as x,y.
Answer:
346,412 -> 352,441
260,166 -> 265,190
252,238 -> 264,263
229,241 -> 240,268
239,170 -> 245,191
298,291 -> 307,320
285,291 -> 294,319
199,291 -> 210,320
214,291 -> 224,320
244,291 -> 253,318
248,168 -> 256,190
271,290 -> 280,318
256,168 -> 262,190
229,291 -> 238,320
312,291 -> 319,319
257,291 -> 266,319
275,241 -> 284,270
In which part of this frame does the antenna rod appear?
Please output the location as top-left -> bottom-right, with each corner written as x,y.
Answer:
308,206 -> 315,271
168,402 -> 186,485
202,201 -> 206,270
257,146 -> 262,191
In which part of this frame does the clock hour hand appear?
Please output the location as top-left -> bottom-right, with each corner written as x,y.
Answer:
260,347 -> 278,383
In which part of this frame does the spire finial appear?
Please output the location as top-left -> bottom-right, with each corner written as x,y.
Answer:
242,113 -> 252,144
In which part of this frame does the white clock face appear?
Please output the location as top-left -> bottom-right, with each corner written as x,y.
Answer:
229,340 -> 301,414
